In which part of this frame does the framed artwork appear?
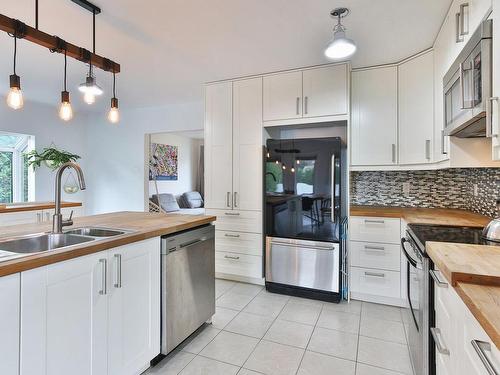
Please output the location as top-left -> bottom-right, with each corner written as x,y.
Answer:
149,143 -> 178,181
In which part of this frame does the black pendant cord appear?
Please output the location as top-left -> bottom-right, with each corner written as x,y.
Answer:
92,9 -> 96,54
112,72 -> 116,98
13,35 -> 17,75
63,49 -> 67,91
35,0 -> 39,29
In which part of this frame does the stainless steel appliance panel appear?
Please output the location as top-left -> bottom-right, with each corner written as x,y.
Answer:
266,237 -> 339,293
161,225 -> 215,355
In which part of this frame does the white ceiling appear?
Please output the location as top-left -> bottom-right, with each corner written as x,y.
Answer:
0,0 -> 452,112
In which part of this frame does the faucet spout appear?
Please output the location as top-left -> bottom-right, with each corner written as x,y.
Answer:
52,162 -> 86,233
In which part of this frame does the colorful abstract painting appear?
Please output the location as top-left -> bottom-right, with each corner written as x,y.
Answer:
149,143 -> 178,181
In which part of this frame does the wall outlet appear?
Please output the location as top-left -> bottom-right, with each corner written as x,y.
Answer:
402,182 -> 411,197
473,183 -> 479,197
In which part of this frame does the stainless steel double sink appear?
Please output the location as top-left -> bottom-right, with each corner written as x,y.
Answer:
0,227 -> 132,256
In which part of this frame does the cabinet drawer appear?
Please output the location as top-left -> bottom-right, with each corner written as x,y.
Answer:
349,216 -> 401,244
206,209 -> 262,233
215,251 -> 262,279
215,231 -> 262,256
350,241 -> 401,271
351,266 -> 400,298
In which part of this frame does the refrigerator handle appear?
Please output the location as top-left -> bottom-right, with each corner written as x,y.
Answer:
331,155 -> 335,224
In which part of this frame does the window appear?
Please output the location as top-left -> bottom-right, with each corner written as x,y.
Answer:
0,132 -> 35,203
295,159 -> 315,195
265,162 -> 284,193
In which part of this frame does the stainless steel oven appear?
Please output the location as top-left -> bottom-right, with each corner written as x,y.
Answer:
402,232 -> 431,375
443,19 -> 492,138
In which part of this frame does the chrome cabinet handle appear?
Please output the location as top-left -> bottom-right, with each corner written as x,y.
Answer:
425,140 -> 431,160
364,219 -> 385,224
224,212 -> 240,216
331,155 -> 335,224
234,192 -> 238,208
471,340 -> 499,375
430,269 -> 448,288
459,3 -> 469,37
391,144 -> 396,163
224,233 -> 240,238
364,245 -> 385,252
226,192 -> 231,208
456,12 -> 464,43
296,97 -> 300,115
364,271 -> 385,278
99,259 -> 107,295
488,97 -> 499,138
304,96 -> 308,115
224,255 -> 240,260
36,212 -> 42,223
431,327 -> 450,355
114,254 -> 122,288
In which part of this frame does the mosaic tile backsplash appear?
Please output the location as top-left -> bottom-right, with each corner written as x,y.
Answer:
350,168 -> 500,218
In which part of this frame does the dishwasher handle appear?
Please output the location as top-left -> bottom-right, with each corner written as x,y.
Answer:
180,237 -> 207,249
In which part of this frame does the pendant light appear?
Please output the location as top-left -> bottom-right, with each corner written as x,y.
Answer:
78,8 -> 103,104
59,48 -> 73,121
324,7 -> 357,60
6,31 -> 23,110
107,72 -> 119,124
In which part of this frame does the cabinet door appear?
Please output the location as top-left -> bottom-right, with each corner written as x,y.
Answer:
492,0 -> 500,160
399,51 -> 435,164
263,71 -> 303,121
232,77 -> 263,211
20,252 -> 107,375
303,64 -> 348,118
0,273 -> 20,375
0,210 -> 41,226
351,67 -> 398,166
204,82 -> 233,209
107,238 -> 160,375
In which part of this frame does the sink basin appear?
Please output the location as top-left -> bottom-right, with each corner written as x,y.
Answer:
64,227 -> 129,237
0,233 -> 95,254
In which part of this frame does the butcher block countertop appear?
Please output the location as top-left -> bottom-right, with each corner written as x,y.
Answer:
0,201 -> 82,213
350,205 -> 491,226
0,211 -> 216,277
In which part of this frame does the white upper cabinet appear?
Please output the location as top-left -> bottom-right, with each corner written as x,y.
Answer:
0,273 -> 20,375
204,82 -> 233,210
232,77 -> 263,211
351,66 -> 398,166
302,65 -> 348,118
492,0 -> 500,160
263,71 -> 303,121
399,51 -> 435,165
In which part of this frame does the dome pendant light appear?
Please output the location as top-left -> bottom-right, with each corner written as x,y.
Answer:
6,32 -> 24,110
324,7 -> 357,60
108,72 -> 119,124
59,49 -> 73,121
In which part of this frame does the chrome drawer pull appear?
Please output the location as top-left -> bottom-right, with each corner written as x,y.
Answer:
364,219 -> 385,224
364,271 -> 385,278
471,340 -> 499,375
114,254 -> 122,288
224,233 -> 240,238
364,245 -> 385,252
224,212 -> 240,216
224,255 -> 240,260
99,259 -> 107,295
430,269 -> 448,288
431,327 -> 450,355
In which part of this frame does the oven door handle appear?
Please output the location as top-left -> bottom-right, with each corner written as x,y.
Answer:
401,238 -> 420,269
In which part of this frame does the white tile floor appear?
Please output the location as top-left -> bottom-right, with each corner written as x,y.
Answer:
144,279 -> 415,375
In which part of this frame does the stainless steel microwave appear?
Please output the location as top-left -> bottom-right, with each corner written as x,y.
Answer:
443,19 -> 492,138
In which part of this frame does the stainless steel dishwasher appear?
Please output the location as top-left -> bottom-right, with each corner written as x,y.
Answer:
161,224 -> 215,355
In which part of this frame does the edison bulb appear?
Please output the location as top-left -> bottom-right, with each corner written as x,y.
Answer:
84,91 -> 95,105
59,102 -> 73,121
291,167 -> 295,173
6,87 -> 23,110
108,107 -> 119,124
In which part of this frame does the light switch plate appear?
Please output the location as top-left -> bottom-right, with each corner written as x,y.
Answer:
402,182 -> 410,197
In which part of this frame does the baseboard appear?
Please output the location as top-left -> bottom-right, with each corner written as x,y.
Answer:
216,272 -> 265,285
350,292 -> 407,307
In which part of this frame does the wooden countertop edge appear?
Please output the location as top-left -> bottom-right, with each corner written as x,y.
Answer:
0,215 -> 216,278
455,283 -> 500,348
0,202 -> 82,214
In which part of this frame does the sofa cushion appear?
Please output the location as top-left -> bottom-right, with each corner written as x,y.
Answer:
182,191 -> 204,209
152,193 -> 180,212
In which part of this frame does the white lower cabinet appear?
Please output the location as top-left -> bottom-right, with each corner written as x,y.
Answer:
20,238 -> 160,375
0,273 -> 20,375
433,267 -> 500,375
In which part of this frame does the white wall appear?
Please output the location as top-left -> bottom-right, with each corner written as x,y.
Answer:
0,100 -> 88,205
84,101 -> 203,214
148,133 -> 203,197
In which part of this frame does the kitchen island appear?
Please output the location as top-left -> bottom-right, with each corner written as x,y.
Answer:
0,211 -> 216,375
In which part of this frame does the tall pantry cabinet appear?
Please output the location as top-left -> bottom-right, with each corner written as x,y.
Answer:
205,77 -> 264,284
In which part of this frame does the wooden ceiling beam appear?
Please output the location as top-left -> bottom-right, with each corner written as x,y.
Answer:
0,13 -> 120,73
